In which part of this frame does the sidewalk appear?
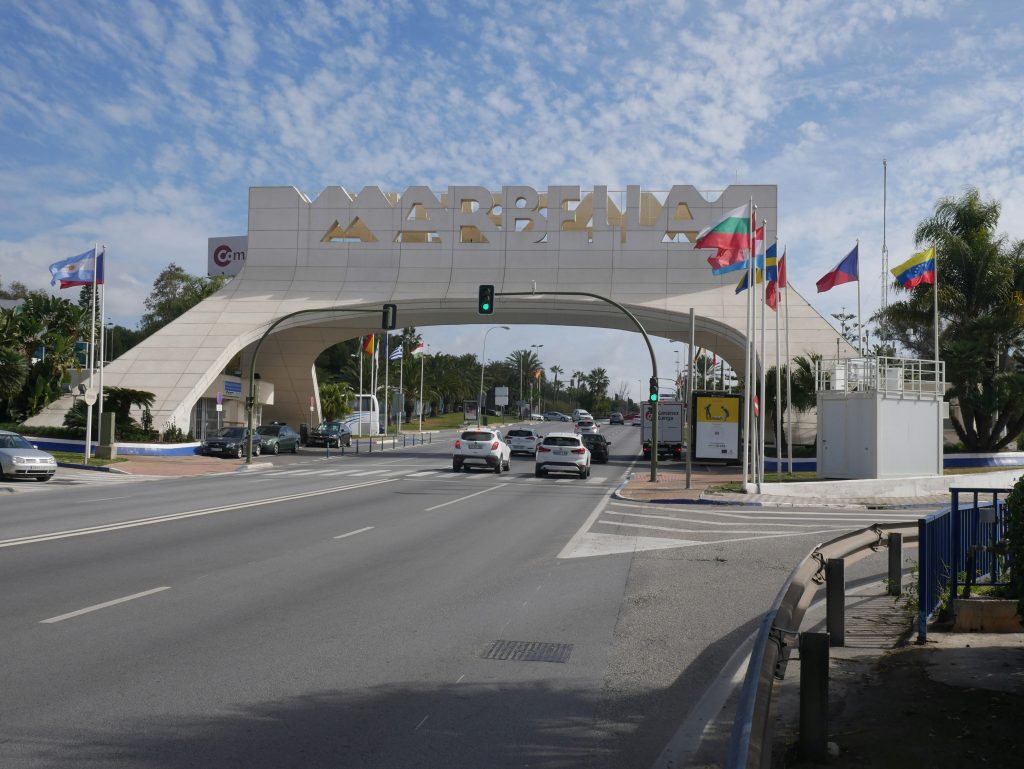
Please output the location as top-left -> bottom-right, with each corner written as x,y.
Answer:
618,466 -> 950,508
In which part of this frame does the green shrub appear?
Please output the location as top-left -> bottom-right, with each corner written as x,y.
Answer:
1004,476 -> 1024,615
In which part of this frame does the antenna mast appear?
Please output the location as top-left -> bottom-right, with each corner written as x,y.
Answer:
882,158 -> 889,312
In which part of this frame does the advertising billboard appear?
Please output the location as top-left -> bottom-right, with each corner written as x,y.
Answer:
692,392 -> 742,463
208,235 -> 247,277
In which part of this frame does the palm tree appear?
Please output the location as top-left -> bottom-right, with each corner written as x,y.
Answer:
765,353 -> 820,453
587,368 -> 610,398
549,365 -> 563,401
506,349 -> 543,404
875,187 -> 1024,451
0,346 -> 28,415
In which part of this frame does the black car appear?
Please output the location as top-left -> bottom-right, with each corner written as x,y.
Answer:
581,433 -> 610,463
609,412 -> 624,424
308,420 -> 352,448
257,423 -> 301,454
201,427 -> 261,458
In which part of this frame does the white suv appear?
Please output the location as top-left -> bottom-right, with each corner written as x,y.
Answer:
506,427 -> 540,456
535,432 -> 591,478
452,428 -> 511,473
571,409 -> 593,423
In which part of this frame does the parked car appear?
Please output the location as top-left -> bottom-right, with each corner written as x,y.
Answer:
543,411 -> 571,422
308,420 -> 352,448
0,430 -> 57,481
535,433 -> 591,478
609,412 -> 624,424
256,422 -> 301,454
575,418 -> 599,435
452,428 -> 511,473
581,433 -> 610,463
506,427 -> 540,456
200,426 -> 261,458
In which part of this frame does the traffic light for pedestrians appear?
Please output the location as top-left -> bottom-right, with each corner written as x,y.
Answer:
649,376 -> 659,402
478,284 -> 494,315
382,303 -> 398,330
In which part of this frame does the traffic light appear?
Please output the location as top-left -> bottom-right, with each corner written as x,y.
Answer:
649,376 -> 659,402
478,284 -> 494,315
382,303 -> 398,330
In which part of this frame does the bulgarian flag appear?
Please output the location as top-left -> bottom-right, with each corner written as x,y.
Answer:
695,203 -> 751,252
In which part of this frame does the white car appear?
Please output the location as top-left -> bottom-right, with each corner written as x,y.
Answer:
0,430 -> 57,482
632,415 -> 642,426
575,418 -> 599,435
452,428 -> 511,473
535,432 -> 591,478
506,427 -> 540,456
571,409 -> 593,423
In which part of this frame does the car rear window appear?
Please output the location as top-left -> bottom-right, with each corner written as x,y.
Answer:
578,420 -> 594,426
461,431 -> 494,441
583,435 -> 606,444
507,430 -> 534,437
543,436 -> 581,447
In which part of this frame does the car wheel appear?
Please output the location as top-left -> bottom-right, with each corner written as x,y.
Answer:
254,444 -> 261,457
235,445 -> 243,459
494,460 -> 502,474
534,467 -> 544,477
272,443 -> 280,455
291,442 -> 298,454
452,461 -> 461,472
504,457 -> 511,471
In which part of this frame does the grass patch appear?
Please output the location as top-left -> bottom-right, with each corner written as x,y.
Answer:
51,451 -> 128,467
707,471 -> 817,494
944,465 -> 1024,475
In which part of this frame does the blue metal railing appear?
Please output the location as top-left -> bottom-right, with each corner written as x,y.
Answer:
918,487 -> 1011,639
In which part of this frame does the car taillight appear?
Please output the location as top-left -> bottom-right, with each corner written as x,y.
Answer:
538,446 -> 550,452
455,440 -> 461,449
571,447 -> 586,454
491,441 -> 499,450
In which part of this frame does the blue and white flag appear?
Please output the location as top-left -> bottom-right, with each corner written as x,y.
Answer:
49,247 -> 105,289
389,346 -> 403,361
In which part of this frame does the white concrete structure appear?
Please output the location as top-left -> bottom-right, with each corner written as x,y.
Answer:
29,184 -> 855,434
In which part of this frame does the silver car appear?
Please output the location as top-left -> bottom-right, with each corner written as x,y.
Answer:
0,430 -> 57,482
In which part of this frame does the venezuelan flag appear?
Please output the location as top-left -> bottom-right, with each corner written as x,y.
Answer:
891,247 -> 936,289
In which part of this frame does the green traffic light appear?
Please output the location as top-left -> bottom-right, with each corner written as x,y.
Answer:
649,393 -> 658,402
482,303 -> 490,311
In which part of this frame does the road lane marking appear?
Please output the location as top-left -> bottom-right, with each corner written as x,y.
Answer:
0,478 -> 398,550
415,715 -> 429,731
424,483 -> 509,511
40,586 -> 171,624
333,526 -> 374,540
407,471 -> 439,477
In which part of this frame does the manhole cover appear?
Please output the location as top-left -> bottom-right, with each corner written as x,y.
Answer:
481,640 -> 573,663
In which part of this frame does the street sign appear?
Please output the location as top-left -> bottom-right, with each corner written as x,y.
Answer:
216,391 -> 223,405
309,395 -> 315,412
215,404 -> 223,412
83,388 -> 98,406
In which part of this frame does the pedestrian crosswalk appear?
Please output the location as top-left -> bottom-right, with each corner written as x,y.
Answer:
262,465 -> 615,484
1,469 -> 162,494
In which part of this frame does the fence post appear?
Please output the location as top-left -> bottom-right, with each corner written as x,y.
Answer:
887,532 -> 903,596
951,491 -> 962,607
826,558 -> 845,647
918,517 -> 928,641
799,631 -> 830,762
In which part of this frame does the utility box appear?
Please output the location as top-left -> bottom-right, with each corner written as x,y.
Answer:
96,412 -> 117,460
816,356 -> 944,479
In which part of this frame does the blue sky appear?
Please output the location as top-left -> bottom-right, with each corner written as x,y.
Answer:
2,0 -> 1023,401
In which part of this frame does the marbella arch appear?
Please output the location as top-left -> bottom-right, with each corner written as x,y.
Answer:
29,184 -> 854,434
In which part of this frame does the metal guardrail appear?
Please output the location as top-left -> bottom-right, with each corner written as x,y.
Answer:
725,521 -> 918,769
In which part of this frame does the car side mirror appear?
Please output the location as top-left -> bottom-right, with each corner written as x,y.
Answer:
607,442 -> 611,446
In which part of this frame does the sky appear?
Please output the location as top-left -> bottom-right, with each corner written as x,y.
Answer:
2,0 -> 1023,402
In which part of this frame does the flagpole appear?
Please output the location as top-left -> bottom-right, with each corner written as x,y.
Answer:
83,243 -> 98,464
372,335 -> 378,433
359,336 -> 364,434
775,249 -> 782,481
97,248 -> 105,424
742,198 -> 753,491
759,222 -> 767,490
856,238 -> 863,354
934,241 -> 942,474
784,250 -> 793,474
418,347 -> 426,432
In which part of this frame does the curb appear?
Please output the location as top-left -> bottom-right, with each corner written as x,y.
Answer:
57,461 -> 129,474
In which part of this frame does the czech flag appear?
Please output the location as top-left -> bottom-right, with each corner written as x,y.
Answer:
816,244 -> 859,293
891,247 -> 936,289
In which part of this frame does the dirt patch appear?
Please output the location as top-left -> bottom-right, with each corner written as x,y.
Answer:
775,644 -> 1024,768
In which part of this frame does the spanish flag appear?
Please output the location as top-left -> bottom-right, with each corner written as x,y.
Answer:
362,335 -> 375,356
534,367 -> 542,380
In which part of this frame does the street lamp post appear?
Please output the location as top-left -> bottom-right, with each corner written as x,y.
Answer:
479,326 -> 510,425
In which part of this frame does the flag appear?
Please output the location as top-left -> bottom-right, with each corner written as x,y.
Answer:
816,244 -> 859,293
764,243 -> 778,282
753,394 -> 760,417
695,203 -> 751,251
49,247 -> 104,289
778,248 -> 787,288
362,335 -> 375,356
411,342 -> 426,356
707,224 -> 765,275
766,279 -> 778,310
891,247 -> 936,288
389,346 -> 403,361
735,267 -> 767,293
534,367 -> 542,380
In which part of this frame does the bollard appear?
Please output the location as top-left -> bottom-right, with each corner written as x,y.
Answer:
887,533 -> 903,596
799,631 -> 830,762
826,557 -> 845,647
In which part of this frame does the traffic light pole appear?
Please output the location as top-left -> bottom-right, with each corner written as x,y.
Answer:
244,305 -> 396,465
496,289 -> 659,482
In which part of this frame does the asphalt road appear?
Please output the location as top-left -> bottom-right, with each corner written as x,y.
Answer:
0,424 -> 901,768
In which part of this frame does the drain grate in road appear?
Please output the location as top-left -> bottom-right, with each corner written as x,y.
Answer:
481,640 -> 573,663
